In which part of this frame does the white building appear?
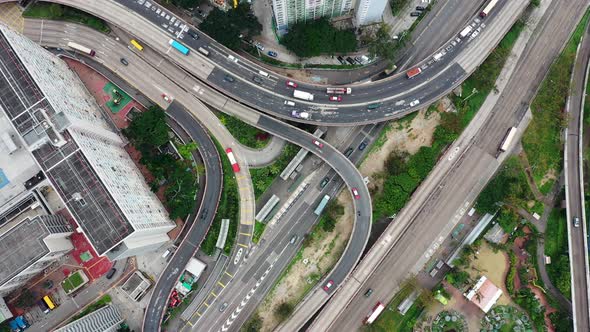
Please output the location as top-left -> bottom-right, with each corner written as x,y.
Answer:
354,0 -> 388,26
272,0 -> 355,33
0,23 -> 175,261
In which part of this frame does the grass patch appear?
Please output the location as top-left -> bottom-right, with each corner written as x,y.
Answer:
215,112 -> 270,149
475,157 -> 534,214
372,20 -> 526,221
250,144 -> 299,198
252,221 -> 266,244
452,20 -> 525,127
70,295 -> 111,321
201,139 -> 239,255
23,2 -> 110,33
522,10 -> 590,193
545,209 -> 571,299
61,271 -> 85,294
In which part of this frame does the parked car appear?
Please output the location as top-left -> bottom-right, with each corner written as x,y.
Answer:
188,30 -> 199,39
416,6 -> 426,10
255,42 -> 264,51
323,280 -> 334,291
267,51 -> 278,57
106,268 -> 117,279
410,11 -> 422,17
346,57 -> 355,65
337,56 -> 346,65
224,74 -> 235,82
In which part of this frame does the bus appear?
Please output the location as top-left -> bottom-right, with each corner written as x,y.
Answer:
326,87 -> 352,95
480,0 -> 499,18
499,127 -> 517,153
169,39 -> 190,55
197,47 -> 209,56
314,195 -> 330,216
225,148 -> 240,173
42,295 -> 56,310
66,42 -> 95,56
364,302 -> 385,324
130,39 -> 143,51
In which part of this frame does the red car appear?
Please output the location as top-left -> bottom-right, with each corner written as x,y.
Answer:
329,95 -> 342,102
352,188 -> 360,199
286,81 -> 298,88
323,280 -> 334,291
313,139 -> 324,148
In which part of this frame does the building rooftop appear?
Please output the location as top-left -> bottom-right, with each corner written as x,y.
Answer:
0,214 -> 71,286
121,271 -> 152,301
464,276 -> 503,313
0,24 -> 134,256
55,304 -> 123,332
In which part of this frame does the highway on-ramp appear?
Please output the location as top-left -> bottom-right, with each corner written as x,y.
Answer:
564,21 -> 590,332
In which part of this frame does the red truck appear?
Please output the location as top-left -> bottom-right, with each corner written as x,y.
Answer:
406,67 -> 422,79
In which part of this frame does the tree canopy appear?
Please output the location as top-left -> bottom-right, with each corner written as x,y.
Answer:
281,18 -> 357,58
367,23 -> 400,63
199,3 -> 261,50
123,106 -> 169,150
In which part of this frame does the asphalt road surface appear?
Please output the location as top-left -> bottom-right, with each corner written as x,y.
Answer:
565,21 -> 590,332
303,0 -> 590,330
46,0 -> 525,124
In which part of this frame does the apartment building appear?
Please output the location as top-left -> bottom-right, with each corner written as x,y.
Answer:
0,23 -> 175,261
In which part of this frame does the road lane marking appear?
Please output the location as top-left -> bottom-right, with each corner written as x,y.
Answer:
224,271 -> 234,277
238,243 -> 248,248
211,291 -> 218,298
239,232 -> 251,236
217,281 -> 226,288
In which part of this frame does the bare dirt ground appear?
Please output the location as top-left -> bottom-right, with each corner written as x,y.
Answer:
359,106 -> 442,192
256,194 -> 354,331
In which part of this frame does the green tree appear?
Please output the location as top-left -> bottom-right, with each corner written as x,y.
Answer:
199,4 -> 261,50
281,18 -> 357,57
15,288 -> 35,308
178,141 -> 199,160
123,106 -> 169,149
165,161 -> 198,219
367,23 -> 399,63
49,3 -> 64,17
274,302 -> 294,320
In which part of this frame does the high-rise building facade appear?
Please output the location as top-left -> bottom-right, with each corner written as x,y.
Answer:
355,0 -> 388,26
0,24 -> 175,261
272,0 -> 354,33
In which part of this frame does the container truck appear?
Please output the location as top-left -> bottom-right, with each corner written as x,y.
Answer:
326,87 -> 352,94
67,42 -> 95,56
480,0 -> 499,17
293,90 -> 314,101
364,302 -> 385,324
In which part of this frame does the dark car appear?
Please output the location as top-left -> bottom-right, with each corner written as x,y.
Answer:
267,51 -> 278,57
106,268 -> 117,279
410,11 -> 422,17
252,76 -> 263,84
337,56 -> 346,65
219,302 -> 228,312
416,6 -> 426,10
358,141 -> 368,150
320,177 -> 330,188
346,57 -> 355,65
364,288 -> 374,297
188,30 -> 199,39
200,209 -> 208,220
344,147 -> 354,157
224,74 -> 235,82
120,58 -> 129,66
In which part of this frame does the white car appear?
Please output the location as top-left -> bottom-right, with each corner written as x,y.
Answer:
410,99 -> 420,107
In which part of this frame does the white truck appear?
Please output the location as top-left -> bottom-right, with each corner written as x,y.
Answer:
291,111 -> 310,120
293,90 -> 314,101
459,26 -> 473,38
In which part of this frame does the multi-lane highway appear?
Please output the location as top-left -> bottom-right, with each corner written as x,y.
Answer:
564,21 -> 590,332
299,0 -> 590,330
43,0 -> 525,124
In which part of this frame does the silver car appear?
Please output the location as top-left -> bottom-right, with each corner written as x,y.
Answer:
574,217 -> 580,227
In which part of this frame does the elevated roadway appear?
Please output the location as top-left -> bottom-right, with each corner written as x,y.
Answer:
42,0 -> 526,124
290,0 -> 590,330
564,21 -> 590,332
22,18 -> 372,330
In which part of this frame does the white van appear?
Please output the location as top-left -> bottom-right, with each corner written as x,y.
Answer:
258,70 -> 269,77
227,54 -> 238,63
284,100 -> 295,106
